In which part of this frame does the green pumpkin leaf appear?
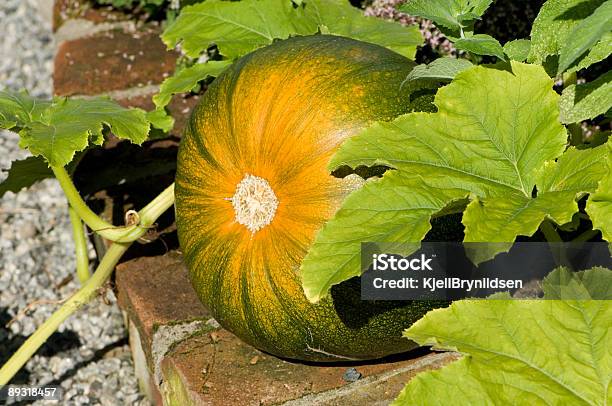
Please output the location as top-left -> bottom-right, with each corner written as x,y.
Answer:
455,34 -> 506,60
0,90 -> 51,130
394,267 -> 612,406
559,70 -> 612,124
162,0 -> 311,59
330,62 -> 566,198
557,1 -> 612,74
1,91 -> 150,167
0,156 -> 53,198
567,32 -> 612,73
302,62 -> 578,301
302,0 -> 422,58
528,0 -> 611,73
464,144 -> 610,242
403,58 -> 473,83
543,266 -> 612,300
503,39 -> 531,61
462,192 -> 577,242
153,60 -> 232,110
146,108 -> 175,133
163,0 -> 421,60
301,172 -> 468,303
399,0 -> 492,31
18,98 -> 149,167
586,142 -> 612,241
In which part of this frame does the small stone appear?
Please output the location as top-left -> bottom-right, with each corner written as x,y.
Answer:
206,318 -> 221,328
343,367 -> 362,382
249,356 -> 259,365
18,221 -> 37,239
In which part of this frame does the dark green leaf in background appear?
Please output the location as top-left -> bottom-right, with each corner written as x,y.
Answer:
399,0 -> 493,31
529,0 -> 611,73
403,58 -> 473,83
557,0 -> 612,74
503,39 -> 531,61
454,33 -> 506,60
559,70 -> 612,124
0,156 -> 53,198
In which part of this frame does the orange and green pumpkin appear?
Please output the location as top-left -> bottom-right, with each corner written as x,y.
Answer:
175,35 -> 442,361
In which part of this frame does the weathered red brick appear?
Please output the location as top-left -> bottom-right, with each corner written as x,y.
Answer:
54,27 -> 177,96
116,251 -> 212,367
160,328 -> 457,405
53,0 -> 133,32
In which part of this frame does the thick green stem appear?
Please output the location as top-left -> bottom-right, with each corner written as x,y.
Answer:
69,206 -> 90,284
51,166 -> 139,242
0,243 -> 128,385
571,229 -> 599,243
540,219 -> 562,242
540,219 -> 570,267
0,183 -> 175,385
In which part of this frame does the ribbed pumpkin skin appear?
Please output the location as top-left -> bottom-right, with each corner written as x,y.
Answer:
176,35 -> 442,362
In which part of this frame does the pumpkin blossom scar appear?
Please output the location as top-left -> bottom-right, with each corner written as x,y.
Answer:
228,174 -> 279,234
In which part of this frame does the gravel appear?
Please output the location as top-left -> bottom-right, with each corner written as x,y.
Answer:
0,1 -> 145,404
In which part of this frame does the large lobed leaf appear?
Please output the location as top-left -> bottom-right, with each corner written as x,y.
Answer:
393,266 -> 612,405
162,0 -> 422,59
0,92 -> 149,167
301,172 -> 468,302
528,0 -> 612,73
301,62 -> 609,302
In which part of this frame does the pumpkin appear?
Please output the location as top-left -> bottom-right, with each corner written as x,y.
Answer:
175,35 -> 442,362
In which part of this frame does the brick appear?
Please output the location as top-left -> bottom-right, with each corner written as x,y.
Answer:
54,27 -> 177,96
160,329 -> 456,405
116,251 -> 212,369
53,0 -> 132,32
116,252 -> 457,405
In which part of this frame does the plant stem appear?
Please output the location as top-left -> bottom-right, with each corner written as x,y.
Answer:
0,242 -> 128,386
562,71 -> 577,88
69,206 -> 90,284
571,229 -> 599,243
51,166 -> 137,242
540,219 -> 562,242
0,183 -> 175,385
